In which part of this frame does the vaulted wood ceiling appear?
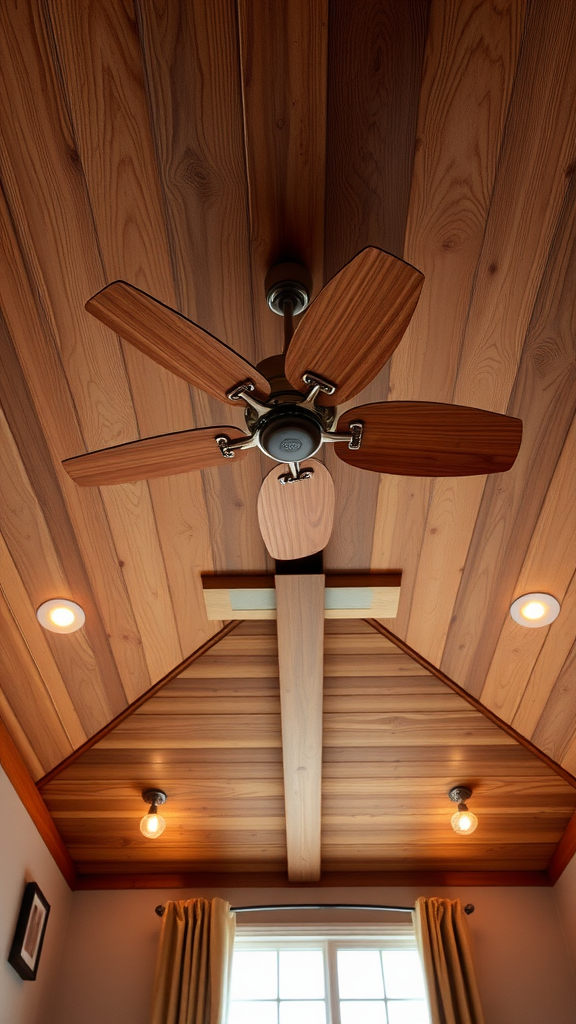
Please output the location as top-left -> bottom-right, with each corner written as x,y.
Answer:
2,0 -> 576,881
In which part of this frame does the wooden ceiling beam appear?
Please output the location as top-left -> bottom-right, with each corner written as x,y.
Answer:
237,0 -> 328,362
276,574 -> 325,881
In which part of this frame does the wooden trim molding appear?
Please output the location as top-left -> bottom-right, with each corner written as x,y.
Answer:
0,717 -> 76,888
37,620 -> 241,788
73,869 -> 551,890
366,620 -> 576,791
548,810 -> 576,884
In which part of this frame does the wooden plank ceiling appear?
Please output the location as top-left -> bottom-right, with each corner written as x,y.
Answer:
40,620 -> 576,880
2,0 -> 576,879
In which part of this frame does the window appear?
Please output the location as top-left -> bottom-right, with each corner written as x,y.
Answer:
229,924 -> 430,1024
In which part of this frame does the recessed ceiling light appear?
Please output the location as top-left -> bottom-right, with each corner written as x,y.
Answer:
36,599 -> 85,633
510,593 -> 560,628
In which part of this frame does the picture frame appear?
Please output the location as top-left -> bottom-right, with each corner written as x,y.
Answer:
8,882 -> 51,981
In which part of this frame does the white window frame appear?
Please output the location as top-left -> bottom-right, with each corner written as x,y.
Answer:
232,922 -> 430,1024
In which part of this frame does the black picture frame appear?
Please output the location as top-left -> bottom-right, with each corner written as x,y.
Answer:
8,882 -> 51,981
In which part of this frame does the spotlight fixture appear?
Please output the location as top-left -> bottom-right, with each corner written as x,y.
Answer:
448,786 -> 478,836
140,789 -> 167,839
36,598 -> 85,633
510,593 -> 560,628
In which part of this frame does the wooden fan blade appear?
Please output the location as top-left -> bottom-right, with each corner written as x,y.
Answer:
63,426 -> 251,486
284,247 -> 424,406
86,281 -> 270,405
257,459 -> 334,560
336,402 -> 522,476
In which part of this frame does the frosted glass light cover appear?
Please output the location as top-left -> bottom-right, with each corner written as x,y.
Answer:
36,598 -> 85,633
510,593 -> 560,628
140,812 -> 166,839
451,809 -> 478,835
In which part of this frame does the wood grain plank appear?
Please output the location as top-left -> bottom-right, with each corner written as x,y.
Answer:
323,0 -> 429,569
276,574 -> 325,881
0,324 -> 132,728
481,407 -> 576,722
0,718 -> 76,887
512,569 -> 576,741
136,0 -> 269,576
237,0 -> 328,362
0,527 -> 86,757
45,0 -> 214,660
37,621 -> 240,787
442,170 -> 576,694
134,0 -> 256,360
0,403 -> 122,733
0,190 -> 151,708
413,1 -> 576,674
73,869 -> 550,888
367,620 -> 576,789
0,591 -> 75,772
371,0 -> 526,640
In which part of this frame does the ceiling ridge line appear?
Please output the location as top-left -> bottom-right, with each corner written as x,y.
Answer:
36,619 -> 242,790
364,618 -> 576,792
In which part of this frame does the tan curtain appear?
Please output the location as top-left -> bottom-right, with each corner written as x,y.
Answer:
414,897 -> 485,1024
150,897 -> 235,1024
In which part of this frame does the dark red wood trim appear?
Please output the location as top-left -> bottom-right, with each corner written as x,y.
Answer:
201,572 -> 402,589
366,619 -> 576,791
73,868 -> 550,890
548,810 -> 576,883
37,620 -> 241,788
0,717 -> 76,888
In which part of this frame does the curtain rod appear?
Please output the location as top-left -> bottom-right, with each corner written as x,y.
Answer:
155,902 -> 475,917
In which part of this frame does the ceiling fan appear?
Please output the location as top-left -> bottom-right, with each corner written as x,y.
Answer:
63,246 -> 522,560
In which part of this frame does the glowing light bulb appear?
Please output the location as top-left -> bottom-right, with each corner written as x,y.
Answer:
451,809 -> 478,835
140,790 -> 167,839
49,606 -> 76,627
140,812 -> 166,839
522,601 -> 546,620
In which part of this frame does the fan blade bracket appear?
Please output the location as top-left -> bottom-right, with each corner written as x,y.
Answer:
278,463 -> 314,484
227,380 -> 272,418
215,432 -> 258,459
321,421 -> 364,450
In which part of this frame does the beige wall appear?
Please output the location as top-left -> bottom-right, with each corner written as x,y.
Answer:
0,767 -> 72,1024
554,850 -> 576,976
49,878 -> 576,1024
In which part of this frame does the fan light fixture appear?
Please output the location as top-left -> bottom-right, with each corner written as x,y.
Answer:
510,593 -> 560,628
36,598 -> 85,633
140,789 -> 167,839
448,786 -> 478,836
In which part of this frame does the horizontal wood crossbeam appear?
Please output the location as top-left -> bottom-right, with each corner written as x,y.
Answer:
202,572 -> 401,620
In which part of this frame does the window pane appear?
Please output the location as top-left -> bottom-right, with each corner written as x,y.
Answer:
279,1000 -> 326,1024
340,1001 -> 387,1024
387,1000 -> 429,1024
279,950 -> 325,998
229,1001 -> 278,1024
337,951 -> 384,999
231,951 -> 278,999
381,951 -> 426,999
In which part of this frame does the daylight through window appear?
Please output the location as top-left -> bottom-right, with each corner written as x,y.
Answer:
229,925 -> 430,1024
